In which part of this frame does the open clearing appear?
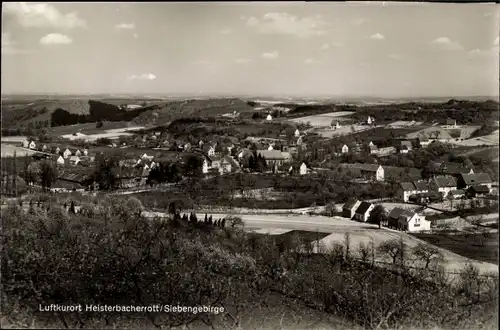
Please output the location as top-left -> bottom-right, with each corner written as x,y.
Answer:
1,144 -> 37,157
61,126 -> 145,141
313,125 -> 378,138
386,121 -> 424,128
289,111 -> 355,127
1,136 -> 28,143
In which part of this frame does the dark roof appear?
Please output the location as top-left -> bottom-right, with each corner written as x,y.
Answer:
414,181 -> 430,191
470,185 -> 490,193
401,141 -> 412,149
343,198 -> 359,210
450,189 -> 465,195
388,207 -> 405,219
442,163 -> 474,175
355,201 -> 372,214
417,135 -> 429,142
400,181 -> 430,191
385,166 -> 422,180
446,119 -> 456,125
461,173 -> 493,185
433,175 -> 458,188
257,150 -> 291,160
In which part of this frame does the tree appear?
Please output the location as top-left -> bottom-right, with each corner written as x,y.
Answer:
368,205 -> 387,228
69,201 -> 76,214
411,243 -> 444,269
378,238 -> 405,265
94,155 -> 119,190
226,216 -> 244,229
39,160 -> 58,191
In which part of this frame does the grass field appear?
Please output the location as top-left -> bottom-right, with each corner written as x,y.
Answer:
412,233 -> 498,265
289,111 -> 355,127
48,121 -> 139,136
1,144 -> 37,157
60,126 -> 145,141
313,125 -> 377,138
459,146 -> 499,161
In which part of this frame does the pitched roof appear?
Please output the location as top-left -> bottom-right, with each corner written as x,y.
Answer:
355,201 -> 372,214
433,175 -> 458,188
461,173 -> 493,185
450,189 -> 465,196
470,185 -> 490,193
343,198 -> 359,210
442,163 -> 474,175
388,207 -> 405,219
400,182 -> 417,191
401,141 -> 412,149
400,181 -> 429,191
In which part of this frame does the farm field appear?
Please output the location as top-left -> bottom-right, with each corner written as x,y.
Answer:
48,121 -> 134,136
459,146 -> 499,161
289,111 -> 355,127
61,126 -> 145,141
386,121 -> 424,128
1,144 -> 38,157
313,125 -> 378,138
412,233 -> 498,265
1,136 -> 29,143
315,227 -> 498,274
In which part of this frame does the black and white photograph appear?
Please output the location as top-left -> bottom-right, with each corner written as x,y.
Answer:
1,1 -> 499,329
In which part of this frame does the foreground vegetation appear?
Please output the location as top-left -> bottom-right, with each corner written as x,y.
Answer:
1,196 -> 498,329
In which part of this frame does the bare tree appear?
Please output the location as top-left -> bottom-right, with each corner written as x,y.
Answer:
378,238 -> 406,265
411,243 -> 444,269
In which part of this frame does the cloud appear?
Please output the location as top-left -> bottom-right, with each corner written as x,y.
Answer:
431,37 -> 464,51
1,32 -> 30,54
219,28 -> 232,35
127,73 -> 157,81
3,2 -> 86,28
370,33 -> 385,40
304,58 -> 321,64
115,23 -> 135,30
39,33 -> 72,45
261,51 -> 279,59
235,58 -> 252,64
246,12 -> 328,37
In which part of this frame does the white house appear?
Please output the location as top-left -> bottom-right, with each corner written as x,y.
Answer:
267,144 -> 274,151
296,136 -> 304,146
397,182 -> 430,202
341,144 -> 349,154
56,155 -> 65,166
430,176 -> 458,197
266,114 -> 273,121
63,148 -> 72,159
294,129 -> 300,137
299,162 -> 308,175
69,155 -> 80,166
28,141 -> 37,150
41,144 -> 48,152
207,146 -> 216,157
75,149 -> 82,157
388,208 -> 431,232
353,202 -> 375,222
342,198 -> 361,219
141,153 -> 154,161
367,116 -> 374,125
83,149 -> 89,156
202,158 -> 212,174
22,139 -> 30,148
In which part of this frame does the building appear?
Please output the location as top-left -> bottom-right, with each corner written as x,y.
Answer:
467,185 -> 490,197
41,144 -> 48,152
74,149 -> 82,157
202,158 -> 212,174
445,119 -> 457,128
22,139 -> 30,148
206,145 -> 216,157
341,144 -> 349,154
337,163 -> 385,181
331,120 -> 341,130
52,146 -> 61,155
388,208 -> 431,232
294,129 -> 300,137
367,116 -> 374,125
342,198 -> 361,219
256,150 -> 292,167
448,189 -> 466,199
397,181 -> 430,202
82,148 -> 89,156
458,173 -> 493,190
63,148 -> 72,159
266,114 -> 273,121
28,141 -> 37,150
430,175 -> 458,197
218,156 -> 240,175
417,135 -> 430,148
288,162 -> 310,175
441,163 -> 474,177
399,141 -> 413,154
353,202 -> 374,222
69,155 -> 80,166
56,155 -> 65,166
267,144 -> 274,151
372,146 -> 396,156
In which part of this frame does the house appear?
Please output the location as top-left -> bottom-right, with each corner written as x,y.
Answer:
449,189 -> 466,199
256,150 -> 292,167
205,145 -> 216,157
388,208 -> 431,232
22,139 -> 30,148
342,198 -> 361,219
73,149 -> 81,157
399,140 -> 413,154
441,163 -> 474,177
28,141 -> 37,150
289,162 -> 310,175
417,135 -> 430,148
266,114 -> 273,121
141,153 -> 154,161
184,142 -> 192,152
367,116 -> 374,125
267,144 -> 274,151
337,164 -> 385,181
385,166 -> 422,182
331,120 -> 341,130
467,185 -> 490,197
294,129 -> 300,137
82,148 -> 89,156
397,181 -> 430,202
69,155 -> 81,166
372,146 -> 396,156
202,158 -> 212,174
445,119 -> 457,128
430,175 -> 458,197
341,144 -> 349,154
56,155 -> 65,166
353,202 -> 374,222
458,173 -> 493,190
63,148 -> 72,159
41,144 -> 48,152
368,143 -> 378,154
199,140 -> 204,148
116,167 -> 150,189
218,156 -> 240,175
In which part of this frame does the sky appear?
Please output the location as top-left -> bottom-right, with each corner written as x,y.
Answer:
2,2 -> 499,98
